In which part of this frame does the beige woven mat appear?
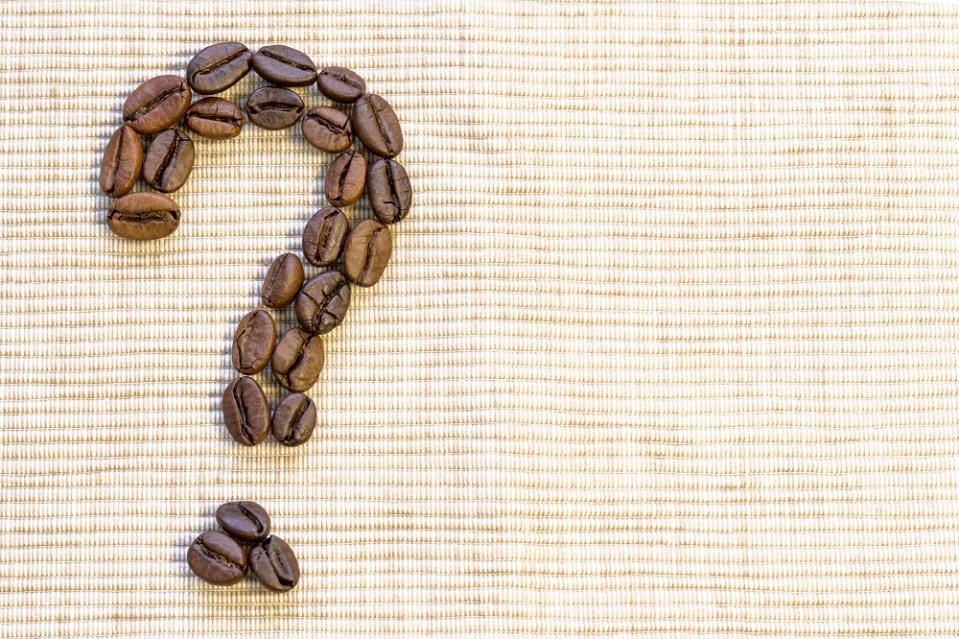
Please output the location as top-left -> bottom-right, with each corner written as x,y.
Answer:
2,1 -> 959,636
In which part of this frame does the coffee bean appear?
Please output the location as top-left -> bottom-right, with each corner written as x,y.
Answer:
123,75 -> 192,135
252,45 -> 316,87
261,253 -> 304,309
301,206 -> 349,267
271,328 -> 324,393
222,376 -> 270,446
351,94 -> 403,158
325,150 -> 367,207
187,42 -> 252,95
231,310 -> 276,375
271,393 -> 317,447
249,536 -> 299,592
317,66 -> 366,103
342,219 -> 393,287
295,271 -> 351,335
215,501 -> 271,543
367,158 -> 412,224
301,107 -> 352,153
107,192 -> 180,241
245,86 -> 304,130
142,129 -> 194,193
186,97 -> 244,140
187,530 -> 247,586
99,125 -> 143,198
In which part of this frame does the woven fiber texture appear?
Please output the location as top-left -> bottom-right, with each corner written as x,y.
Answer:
2,1 -> 959,636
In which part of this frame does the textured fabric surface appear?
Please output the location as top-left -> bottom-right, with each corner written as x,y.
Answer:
2,1 -> 959,636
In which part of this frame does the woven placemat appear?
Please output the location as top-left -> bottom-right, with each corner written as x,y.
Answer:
1,1 -> 958,636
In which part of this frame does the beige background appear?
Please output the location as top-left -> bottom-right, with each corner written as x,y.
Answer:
2,1 -> 959,636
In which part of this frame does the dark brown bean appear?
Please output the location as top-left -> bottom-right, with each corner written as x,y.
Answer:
186,97 -> 244,140
231,310 -> 276,375
351,94 -> 403,158
271,328 -> 324,393
271,393 -> 317,447
317,66 -> 366,103
261,253 -> 304,309
342,219 -> 393,287
107,192 -> 180,241
122,75 -> 192,135
99,125 -> 143,198
245,86 -> 304,130
295,271 -> 351,335
186,42 -> 252,95
324,150 -> 367,207
301,206 -> 349,267
301,107 -> 352,153
367,158 -> 412,224
252,45 -> 316,87
142,129 -> 194,193
215,501 -> 271,543
222,376 -> 270,446
188,530 -> 247,586
249,536 -> 300,592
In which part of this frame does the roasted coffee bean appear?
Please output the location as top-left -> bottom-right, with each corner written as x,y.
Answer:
245,86 -> 304,130
295,271 -> 351,335
99,125 -> 143,198
123,75 -> 191,135
231,310 -> 276,375
324,150 -> 367,208
271,393 -> 317,447
186,42 -> 252,95
271,328 -> 324,393
261,253 -> 304,309
317,66 -> 366,103
342,219 -> 393,287
216,501 -> 271,543
249,536 -> 300,592
222,376 -> 270,446
301,206 -> 349,267
252,45 -> 316,87
186,97 -> 244,140
188,530 -> 247,586
142,129 -> 194,193
301,107 -> 352,153
367,158 -> 412,224
352,94 -> 403,158
107,192 -> 180,241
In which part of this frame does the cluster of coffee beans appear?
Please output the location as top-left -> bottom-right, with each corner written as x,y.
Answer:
105,44 -> 411,589
188,501 -> 299,592
99,42 -> 412,448
98,42 -> 411,243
